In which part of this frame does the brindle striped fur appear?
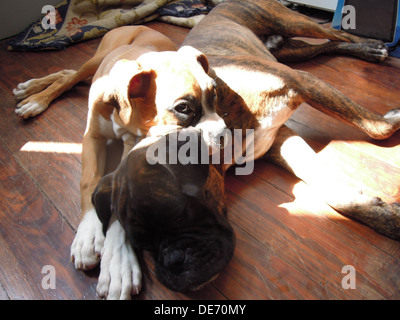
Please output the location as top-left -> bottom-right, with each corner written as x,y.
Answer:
183,0 -> 400,239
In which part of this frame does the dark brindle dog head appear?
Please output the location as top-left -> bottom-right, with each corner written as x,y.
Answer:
92,128 -> 235,292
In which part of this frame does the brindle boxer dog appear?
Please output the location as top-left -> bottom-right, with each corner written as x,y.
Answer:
93,0 -> 400,297
182,0 -> 400,242
14,0 -> 400,299
92,127 -> 235,293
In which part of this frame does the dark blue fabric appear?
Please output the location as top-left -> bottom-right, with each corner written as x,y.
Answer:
157,0 -> 212,18
7,0 -> 212,51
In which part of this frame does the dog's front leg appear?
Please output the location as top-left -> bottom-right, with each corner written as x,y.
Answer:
70,134 -> 107,270
265,125 -> 400,240
121,134 -> 143,160
97,212 -> 142,300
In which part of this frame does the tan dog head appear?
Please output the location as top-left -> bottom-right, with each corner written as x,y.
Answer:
107,46 -> 227,149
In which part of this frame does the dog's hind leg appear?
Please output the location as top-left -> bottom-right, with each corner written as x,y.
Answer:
14,51 -> 103,119
264,125 -> 400,240
220,0 -> 379,44
15,70 -> 82,119
14,26 -> 165,119
13,45 -> 107,119
294,70 -> 400,140
269,38 -> 388,63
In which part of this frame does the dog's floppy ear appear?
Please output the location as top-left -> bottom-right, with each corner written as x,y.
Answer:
92,172 -> 129,235
92,173 -> 114,235
104,60 -> 155,125
178,45 -> 209,74
128,69 -> 154,99
106,60 -> 153,99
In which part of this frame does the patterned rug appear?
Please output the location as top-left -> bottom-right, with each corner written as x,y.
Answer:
7,0 -> 219,51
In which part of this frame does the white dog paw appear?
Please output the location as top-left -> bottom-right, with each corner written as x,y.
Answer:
13,79 -> 49,119
97,216 -> 142,300
13,79 -> 35,100
15,100 -> 48,119
13,88 -> 28,100
70,208 -> 105,270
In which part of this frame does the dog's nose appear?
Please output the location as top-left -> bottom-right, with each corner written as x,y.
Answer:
163,248 -> 185,272
196,113 -> 228,153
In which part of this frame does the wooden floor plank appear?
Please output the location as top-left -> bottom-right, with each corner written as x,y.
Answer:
0,139 -> 98,299
253,161 -> 400,259
0,99 -> 83,228
226,167 -> 400,299
212,226 -> 331,299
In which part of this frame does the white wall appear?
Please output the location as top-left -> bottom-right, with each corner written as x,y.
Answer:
0,0 -> 60,40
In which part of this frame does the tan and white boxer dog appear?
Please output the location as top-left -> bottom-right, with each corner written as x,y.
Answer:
14,26 -> 227,298
14,0 -> 400,299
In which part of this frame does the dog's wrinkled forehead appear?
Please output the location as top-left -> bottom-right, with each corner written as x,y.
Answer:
138,48 -> 214,95
136,49 -> 220,130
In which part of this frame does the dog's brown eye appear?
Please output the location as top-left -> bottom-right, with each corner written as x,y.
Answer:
174,103 -> 192,115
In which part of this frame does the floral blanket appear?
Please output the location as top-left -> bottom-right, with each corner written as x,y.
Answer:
7,0 -> 220,51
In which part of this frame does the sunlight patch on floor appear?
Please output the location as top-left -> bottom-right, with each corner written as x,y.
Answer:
20,141 -> 82,154
278,181 -> 347,220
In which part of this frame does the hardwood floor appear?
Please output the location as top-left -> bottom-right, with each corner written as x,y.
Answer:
0,21 -> 399,300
